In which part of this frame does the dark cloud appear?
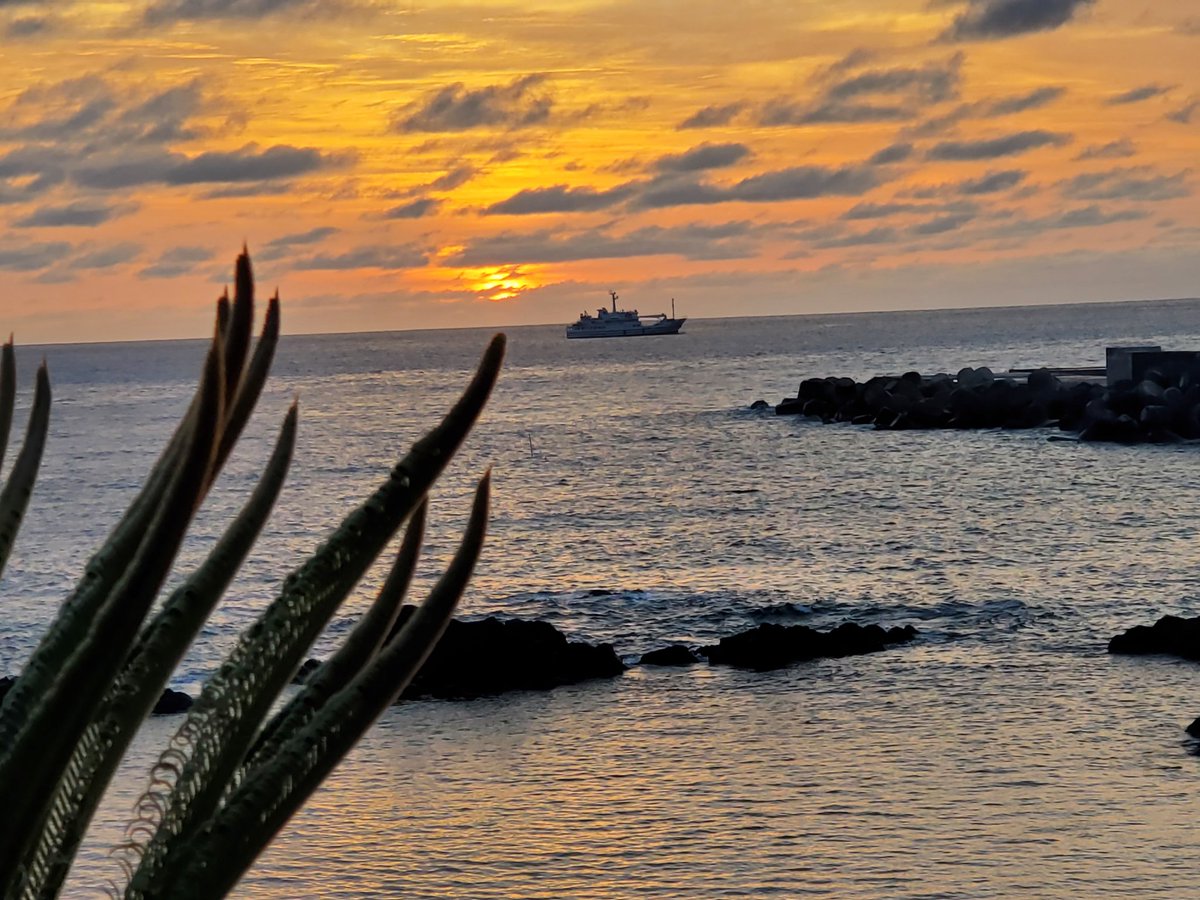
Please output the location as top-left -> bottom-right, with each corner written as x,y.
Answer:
958,169 -> 1026,194
842,201 -> 930,219
927,130 -> 1071,160
0,241 -> 70,272
1106,84 -> 1173,106
760,55 -> 963,126
199,182 -> 296,199
676,102 -> 745,130
980,86 -> 1066,116
1178,18 -> 1200,35
67,242 -> 141,270
652,143 -> 751,173
911,211 -> 975,235
812,226 -> 899,249
429,165 -> 476,191
1045,206 -> 1147,228
868,142 -> 915,165
634,164 -> 885,209
1059,167 -> 1190,202
292,246 -> 427,270
265,227 -> 339,249
448,221 -> 760,266
14,201 -> 135,227
393,75 -> 553,133
143,0 -> 338,24
1074,138 -> 1136,160
383,197 -> 441,219
6,16 -> 50,37
485,183 -> 637,215
1167,100 -> 1198,124
140,245 -> 216,279
166,144 -> 347,184
941,0 -> 1096,41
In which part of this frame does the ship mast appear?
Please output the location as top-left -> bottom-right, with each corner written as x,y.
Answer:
609,290 -> 618,313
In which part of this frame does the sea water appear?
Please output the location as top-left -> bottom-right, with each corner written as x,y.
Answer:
6,299 -> 1200,898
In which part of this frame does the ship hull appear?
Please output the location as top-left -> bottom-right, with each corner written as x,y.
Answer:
565,317 -> 686,339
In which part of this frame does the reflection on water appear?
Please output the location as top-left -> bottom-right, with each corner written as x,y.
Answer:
8,301 -> 1200,897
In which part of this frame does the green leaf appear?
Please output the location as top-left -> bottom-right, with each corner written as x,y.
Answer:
0,361 -> 51,583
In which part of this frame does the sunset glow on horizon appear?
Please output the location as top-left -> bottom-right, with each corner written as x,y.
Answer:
2,0 -> 1198,343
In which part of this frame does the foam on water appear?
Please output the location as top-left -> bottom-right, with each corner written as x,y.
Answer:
7,300 -> 1200,897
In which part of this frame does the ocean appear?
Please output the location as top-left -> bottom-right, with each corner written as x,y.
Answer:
6,298 -> 1200,898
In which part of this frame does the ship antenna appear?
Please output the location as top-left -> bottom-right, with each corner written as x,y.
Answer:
671,297 -> 675,318
609,290 -> 618,313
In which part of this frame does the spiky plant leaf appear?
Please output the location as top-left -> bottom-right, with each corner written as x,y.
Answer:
0,336 -> 225,894
0,338 -> 15,474
0,362 -> 51,583
122,335 -> 505,894
21,404 -> 298,900
237,500 -> 427,785
0,290 -> 271,757
152,473 -> 490,900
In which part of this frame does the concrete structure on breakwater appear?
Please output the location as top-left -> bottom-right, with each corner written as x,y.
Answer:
774,345 -> 1200,444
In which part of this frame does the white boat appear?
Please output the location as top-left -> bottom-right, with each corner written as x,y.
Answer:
565,292 -> 686,339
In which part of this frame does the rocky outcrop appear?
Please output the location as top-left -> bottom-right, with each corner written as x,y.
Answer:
776,366 -> 1200,444
639,644 -> 701,666
1107,614 -> 1200,660
703,621 -> 917,671
0,675 -> 192,715
152,688 -> 194,715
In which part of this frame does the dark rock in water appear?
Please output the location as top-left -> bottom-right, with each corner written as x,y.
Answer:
702,621 -> 917,672
1187,718 -> 1200,738
1108,615 -> 1200,661
292,657 -> 322,684
152,688 -> 193,715
640,645 -> 700,667
750,399 -> 770,410
0,676 -> 191,716
394,607 -> 625,700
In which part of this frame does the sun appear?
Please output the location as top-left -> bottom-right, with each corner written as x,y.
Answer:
463,266 -> 543,303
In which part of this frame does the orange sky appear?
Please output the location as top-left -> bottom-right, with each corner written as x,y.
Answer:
1,0 -> 1198,342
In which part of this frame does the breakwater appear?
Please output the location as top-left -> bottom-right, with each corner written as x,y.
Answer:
774,361 -> 1200,444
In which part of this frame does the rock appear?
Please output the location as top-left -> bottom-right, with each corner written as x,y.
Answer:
702,621 -> 917,672
152,688 -> 193,715
0,676 -> 12,703
394,608 -> 625,700
750,399 -> 770,410
639,644 -> 700,666
1108,614 -> 1200,661
1186,718 -> 1200,738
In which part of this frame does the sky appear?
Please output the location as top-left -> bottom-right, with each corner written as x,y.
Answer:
0,0 -> 1198,343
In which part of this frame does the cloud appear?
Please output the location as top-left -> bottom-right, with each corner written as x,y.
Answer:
485,183 -> 637,215
448,221 -> 761,266
1167,99 -> 1199,124
842,201 -> 930,219
927,129 -> 1071,160
759,54 -> 963,126
911,211 -> 975,235
811,226 -> 900,249
632,164 -> 885,209
1074,138 -> 1136,160
383,197 -> 442,219
941,0 -> 1096,41
1106,84 -> 1173,106
652,143 -> 751,173
677,102 -> 745,129
140,245 -> 216,278
143,0 -> 342,24
429,165 -> 476,191
67,242 -> 141,270
292,246 -> 427,270
958,169 -> 1026,194
14,201 -> 136,227
165,144 -> 348,184
393,75 -> 553,133
0,241 -> 71,272
868,143 -> 915,165
6,16 -> 49,37
1178,17 -> 1200,36
980,86 -> 1066,116
1058,167 -> 1190,202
